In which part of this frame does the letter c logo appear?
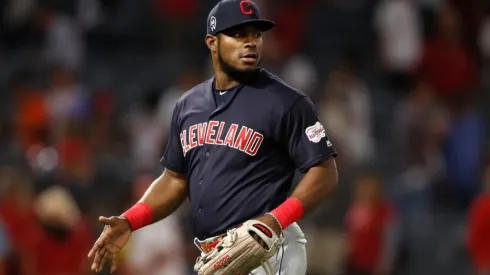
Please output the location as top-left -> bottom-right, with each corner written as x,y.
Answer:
240,1 -> 254,15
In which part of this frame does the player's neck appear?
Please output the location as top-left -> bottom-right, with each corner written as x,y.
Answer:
214,70 -> 241,90
215,68 -> 260,90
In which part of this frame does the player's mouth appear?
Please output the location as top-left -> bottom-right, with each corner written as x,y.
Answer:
241,52 -> 258,63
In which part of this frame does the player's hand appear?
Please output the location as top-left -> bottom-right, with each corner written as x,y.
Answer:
254,214 -> 282,248
194,219 -> 283,275
88,216 -> 132,273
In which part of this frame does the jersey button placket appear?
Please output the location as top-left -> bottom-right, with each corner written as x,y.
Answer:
199,151 -> 209,187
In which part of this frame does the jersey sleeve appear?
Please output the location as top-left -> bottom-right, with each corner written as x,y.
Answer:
279,97 -> 337,173
160,102 -> 186,175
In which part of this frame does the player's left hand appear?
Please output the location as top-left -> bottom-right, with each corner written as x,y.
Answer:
256,214 -> 282,235
254,214 -> 282,246
194,219 -> 283,275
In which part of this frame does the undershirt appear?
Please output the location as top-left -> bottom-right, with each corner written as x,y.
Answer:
212,83 -> 241,107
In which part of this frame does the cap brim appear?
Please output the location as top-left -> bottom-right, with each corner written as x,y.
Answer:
238,19 -> 276,32
218,19 -> 276,34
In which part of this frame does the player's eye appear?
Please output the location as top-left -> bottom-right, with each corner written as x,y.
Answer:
233,32 -> 242,38
253,32 -> 262,38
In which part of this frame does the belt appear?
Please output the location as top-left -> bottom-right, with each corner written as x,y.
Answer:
198,235 -> 226,253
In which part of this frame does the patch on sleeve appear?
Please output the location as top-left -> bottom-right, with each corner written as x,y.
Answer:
305,122 -> 326,143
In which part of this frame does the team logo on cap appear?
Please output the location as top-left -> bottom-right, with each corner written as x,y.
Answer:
240,0 -> 254,15
210,16 -> 217,31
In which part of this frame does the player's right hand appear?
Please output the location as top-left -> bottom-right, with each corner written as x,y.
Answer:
88,216 -> 132,273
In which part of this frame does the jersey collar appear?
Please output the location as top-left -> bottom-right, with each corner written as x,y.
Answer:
204,77 -> 245,118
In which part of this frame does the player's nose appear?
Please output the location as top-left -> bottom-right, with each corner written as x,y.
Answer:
244,37 -> 257,48
243,33 -> 258,48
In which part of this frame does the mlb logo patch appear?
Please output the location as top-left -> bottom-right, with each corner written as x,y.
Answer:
305,122 -> 326,143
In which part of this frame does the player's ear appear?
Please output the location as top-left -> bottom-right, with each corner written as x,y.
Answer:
205,35 -> 217,52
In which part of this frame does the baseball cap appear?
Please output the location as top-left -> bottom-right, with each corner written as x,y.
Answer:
207,0 -> 276,35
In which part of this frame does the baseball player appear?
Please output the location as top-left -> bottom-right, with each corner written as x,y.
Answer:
87,0 -> 338,274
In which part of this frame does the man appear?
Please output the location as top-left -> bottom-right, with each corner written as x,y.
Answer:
87,0 -> 338,274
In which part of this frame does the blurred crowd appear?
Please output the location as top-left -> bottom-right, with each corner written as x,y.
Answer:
0,0 -> 490,274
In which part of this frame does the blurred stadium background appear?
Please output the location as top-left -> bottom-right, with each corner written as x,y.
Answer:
0,0 -> 490,274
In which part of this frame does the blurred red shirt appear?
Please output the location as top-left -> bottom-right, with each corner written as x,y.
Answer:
346,201 -> 394,271
27,217 -> 93,275
0,197 -> 38,249
15,89 -> 49,150
155,0 -> 197,19
271,3 -> 306,57
418,38 -> 476,96
468,193 -> 490,272
0,197 -> 41,274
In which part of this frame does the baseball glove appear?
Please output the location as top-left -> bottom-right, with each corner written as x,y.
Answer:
193,219 -> 283,275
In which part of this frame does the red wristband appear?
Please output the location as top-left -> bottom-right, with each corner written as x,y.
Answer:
121,202 -> 153,231
270,197 -> 304,230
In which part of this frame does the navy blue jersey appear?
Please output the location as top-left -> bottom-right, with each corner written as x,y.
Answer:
161,69 -> 337,239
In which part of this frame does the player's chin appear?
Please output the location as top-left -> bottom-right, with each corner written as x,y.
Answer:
237,61 -> 259,72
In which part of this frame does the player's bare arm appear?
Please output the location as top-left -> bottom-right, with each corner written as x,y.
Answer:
87,168 -> 187,273
257,158 -> 338,235
137,168 -> 188,222
289,158 -> 338,215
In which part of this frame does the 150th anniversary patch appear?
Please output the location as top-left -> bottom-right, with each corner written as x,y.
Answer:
305,122 -> 326,143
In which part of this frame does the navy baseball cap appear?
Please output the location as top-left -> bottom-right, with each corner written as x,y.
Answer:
207,0 -> 276,35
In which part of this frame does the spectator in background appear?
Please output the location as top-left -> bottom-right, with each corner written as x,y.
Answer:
26,185 -> 93,275
126,89 -> 166,173
268,0 -> 307,58
0,166 -> 37,275
467,156 -> 490,275
345,173 -> 397,275
392,81 -> 447,274
40,9 -> 86,69
281,54 -> 318,96
394,82 -> 447,182
417,3 -> 477,100
12,76 -> 49,152
416,4 -> 483,211
320,57 -> 374,167
45,66 -> 91,145
153,0 -> 197,49
374,0 -> 422,95
441,96 -> 483,209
